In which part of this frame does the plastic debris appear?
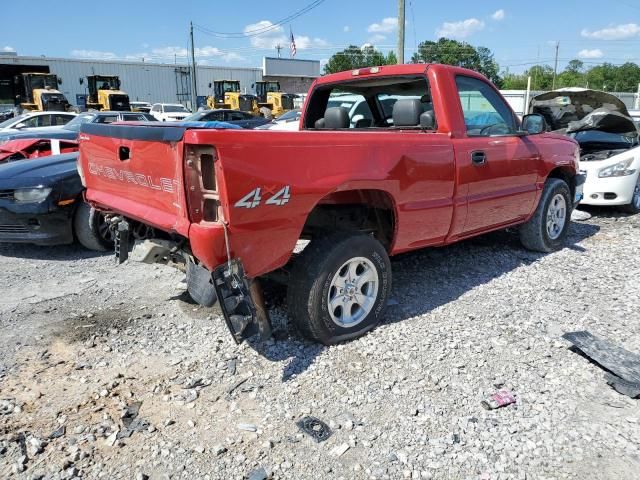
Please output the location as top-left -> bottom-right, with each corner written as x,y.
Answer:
481,390 -> 516,410
296,416 -> 332,443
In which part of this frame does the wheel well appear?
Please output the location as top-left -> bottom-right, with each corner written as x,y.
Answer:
302,189 -> 396,249
547,167 -> 576,200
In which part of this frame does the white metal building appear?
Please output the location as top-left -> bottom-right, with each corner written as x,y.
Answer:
0,53 -> 264,106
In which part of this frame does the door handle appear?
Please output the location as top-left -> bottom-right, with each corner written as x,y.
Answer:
471,150 -> 486,165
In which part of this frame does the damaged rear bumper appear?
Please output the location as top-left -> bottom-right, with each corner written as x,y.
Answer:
115,219 -> 269,343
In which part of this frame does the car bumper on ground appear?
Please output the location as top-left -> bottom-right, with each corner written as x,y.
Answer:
0,208 -> 73,245
580,168 -> 638,206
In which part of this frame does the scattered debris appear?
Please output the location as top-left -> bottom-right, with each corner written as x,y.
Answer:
48,426 -> 66,440
247,467 -> 268,480
227,377 -> 249,395
238,423 -> 258,432
571,210 -> 592,221
563,331 -> 640,398
0,399 -> 17,415
296,416 -> 332,443
121,402 -> 142,428
481,390 -> 517,410
330,443 -> 350,457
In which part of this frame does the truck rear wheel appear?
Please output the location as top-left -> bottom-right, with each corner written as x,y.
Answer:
519,178 -> 571,252
288,233 -> 391,345
74,202 -> 114,251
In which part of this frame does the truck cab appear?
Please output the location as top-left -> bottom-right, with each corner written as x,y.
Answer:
255,81 -> 297,117
207,80 -> 257,112
85,75 -> 130,112
15,73 -> 70,112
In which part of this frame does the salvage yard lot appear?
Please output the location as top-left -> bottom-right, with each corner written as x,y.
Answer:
1,210 -> 639,479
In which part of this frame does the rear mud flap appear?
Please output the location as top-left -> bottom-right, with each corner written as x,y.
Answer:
213,260 -> 260,344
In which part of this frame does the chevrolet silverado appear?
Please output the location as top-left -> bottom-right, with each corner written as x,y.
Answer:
78,64 -> 584,345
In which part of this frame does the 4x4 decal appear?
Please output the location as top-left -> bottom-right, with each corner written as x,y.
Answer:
235,186 -> 291,209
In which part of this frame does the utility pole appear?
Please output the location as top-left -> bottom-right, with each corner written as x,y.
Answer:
552,41 -> 559,90
275,44 -> 282,58
190,21 -> 198,111
397,0 -> 405,64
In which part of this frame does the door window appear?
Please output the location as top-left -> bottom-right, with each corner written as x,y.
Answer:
228,112 -> 246,121
456,76 -> 516,136
96,115 -> 118,124
52,114 -> 71,125
21,116 -> 40,128
37,115 -> 53,127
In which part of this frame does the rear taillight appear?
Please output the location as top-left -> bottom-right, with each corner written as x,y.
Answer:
184,145 -> 219,223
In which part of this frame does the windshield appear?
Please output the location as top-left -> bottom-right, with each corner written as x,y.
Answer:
95,77 -> 119,90
63,113 -> 97,131
28,74 -> 59,90
276,109 -> 301,122
164,105 -> 189,113
265,82 -> 280,92
0,114 -> 26,128
222,82 -> 240,93
183,112 -> 207,122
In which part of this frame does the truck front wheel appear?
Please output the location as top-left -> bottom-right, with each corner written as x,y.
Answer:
288,233 -> 392,345
519,178 -> 571,252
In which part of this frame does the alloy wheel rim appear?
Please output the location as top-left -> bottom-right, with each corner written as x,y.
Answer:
327,257 -> 379,328
546,193 -> 567,240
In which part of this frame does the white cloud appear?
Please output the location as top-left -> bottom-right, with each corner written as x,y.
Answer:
343,25 -> 350,32
368,17 -> 398,34
491,9 -> 505,21
72,45 -> 243,63
243,20 -> 326,51
578,48 -> 604,59
71,49 -> 118,60
436,18 -> 485,39
2,46 -> 15,52
581,23 -> 640,40
368,34 -> 387,44
244,20 -> 288,49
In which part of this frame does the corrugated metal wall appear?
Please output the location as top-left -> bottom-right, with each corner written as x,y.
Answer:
0,55 -> 263,106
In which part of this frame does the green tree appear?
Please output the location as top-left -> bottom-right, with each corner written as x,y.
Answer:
411,38 -> 501,85
324,45 -> 398,74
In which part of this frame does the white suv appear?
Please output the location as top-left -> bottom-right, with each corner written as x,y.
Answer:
149,103 -> 191,122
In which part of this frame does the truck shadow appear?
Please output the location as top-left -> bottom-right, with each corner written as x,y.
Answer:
250,221 -> 601,382
0,242 -> 111,261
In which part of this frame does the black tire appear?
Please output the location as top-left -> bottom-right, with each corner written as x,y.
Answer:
619,180 -> 640,214
287,233 -> 392,345
519,178 -> 572,253
73,202 -> 114,251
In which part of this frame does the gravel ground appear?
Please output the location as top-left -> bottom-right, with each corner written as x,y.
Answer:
1,208 -> 639,480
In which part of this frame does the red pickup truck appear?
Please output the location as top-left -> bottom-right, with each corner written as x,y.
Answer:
78,64 -> 584,345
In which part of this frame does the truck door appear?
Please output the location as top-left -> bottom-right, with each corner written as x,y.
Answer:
452,75 -> 540,234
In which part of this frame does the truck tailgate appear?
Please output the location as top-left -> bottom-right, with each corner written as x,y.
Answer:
79,123 -> 190,236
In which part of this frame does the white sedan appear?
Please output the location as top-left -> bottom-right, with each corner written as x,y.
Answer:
579,133 -> 640,213
0,111 -> 76,132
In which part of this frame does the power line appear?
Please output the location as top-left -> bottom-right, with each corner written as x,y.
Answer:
193,0 -> 325,38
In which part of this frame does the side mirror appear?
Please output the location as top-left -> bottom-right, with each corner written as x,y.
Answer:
208,83 -> 212,88
251,83 -> 255,89
58,78 -> 63,85
521,114 -> 547,135
79,78 -> 84,85
14,122 -> 26,129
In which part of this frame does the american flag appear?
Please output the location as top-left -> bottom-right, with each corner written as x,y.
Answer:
290,28 -> 297,58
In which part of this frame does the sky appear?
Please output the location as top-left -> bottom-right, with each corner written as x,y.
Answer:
1,0 -> 639,73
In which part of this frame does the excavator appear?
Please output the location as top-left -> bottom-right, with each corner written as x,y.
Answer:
254,81 -> 297,117
84,75 -> 130,111
206,80 -> 257,112
14,73 -> 70,112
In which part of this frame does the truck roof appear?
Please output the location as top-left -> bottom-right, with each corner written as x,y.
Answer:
314,63 -> 488,86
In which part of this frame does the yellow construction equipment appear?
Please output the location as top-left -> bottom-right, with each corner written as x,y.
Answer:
255,81 -> 297,117
206,80 -> 257,112
85,75 -> 130,111
14,73 -> 70,112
